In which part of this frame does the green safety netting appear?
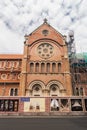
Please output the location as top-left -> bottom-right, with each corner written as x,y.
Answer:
71,53 -> 87,67
76,53 -> 87,63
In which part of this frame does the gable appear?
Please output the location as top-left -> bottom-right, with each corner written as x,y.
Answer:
26,20 -> 64,46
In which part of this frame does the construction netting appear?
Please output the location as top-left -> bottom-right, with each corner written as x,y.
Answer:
70,53 -> 87,67
76,53 -> 87,63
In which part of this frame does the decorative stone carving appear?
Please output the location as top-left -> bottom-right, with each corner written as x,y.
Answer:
1,74 -> 7,80
37,43 -> 54,59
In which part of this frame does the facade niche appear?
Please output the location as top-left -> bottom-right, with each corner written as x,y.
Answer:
75,88 -> 79,96
30,63 -> 34,73
46,63 -> 50,73
15,88 -> 18,96
10,88 -> 14,96
35,63 -> 39,73
29,62 -> 62,74
58,63 -> 61,72
80,88 -> 83,96
52,63 -> 56,73
41,63 -> 45,73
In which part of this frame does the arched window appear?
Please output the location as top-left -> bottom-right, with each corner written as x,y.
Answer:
52,63 -> 56,73
47,63 -> 50,73
13,61 -> 19,68
32,84 -> 42,96
10,88 -> 14,96
50,84 -> 59,96
76,88 -> 79,96
10,88 -> 18,96
58,63 -> 61,72
30,63 -> 34,73
41,63 -> 45,73
0,61 -> 6,68
80,87 -> 83,96
35,63 -> 39,73
6,61 -> 12,68
15,88 -> 18,96
50,84 -> 57,92
33,84 -> 41,91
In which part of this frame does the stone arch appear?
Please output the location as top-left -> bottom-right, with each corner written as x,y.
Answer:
47,81 -> 65,96
46,80 -> 64,91
28,80 -> 45,90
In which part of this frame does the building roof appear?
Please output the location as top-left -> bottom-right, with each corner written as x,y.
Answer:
0,54 -> 23,59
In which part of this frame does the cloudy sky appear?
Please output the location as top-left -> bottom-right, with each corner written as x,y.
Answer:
0,0 -> 87,54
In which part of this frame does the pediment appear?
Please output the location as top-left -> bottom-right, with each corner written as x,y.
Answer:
26,20 -> 65,46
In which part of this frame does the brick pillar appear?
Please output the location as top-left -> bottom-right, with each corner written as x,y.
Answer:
62,52 -> 72,96
19,36 -> 29,96
45,97 -> 50,112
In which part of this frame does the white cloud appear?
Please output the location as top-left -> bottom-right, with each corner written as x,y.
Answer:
0,20 -> 24,54
0,0 -> 87,53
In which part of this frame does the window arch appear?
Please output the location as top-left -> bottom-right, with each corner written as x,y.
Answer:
6,61 -> 12,68
80,87 -> 83,96
10,88 -> 14,96
58,63 -> 61,72
50,84 -> 58,92
46,63 -> 50,73
14,61 -> 19,68
15,88 -> 18,96
41,63 -> 45,73
10,88 -> 18,96
32,84 -> 42,96
75,88 -> 79,96
33,84 -> 41,91
35,63 -> 39,73
50,84 -> 59,96
52,63 -> 56,73
75,87 -> 84,96
0,61 -> 6,68
30,63 -> 34,73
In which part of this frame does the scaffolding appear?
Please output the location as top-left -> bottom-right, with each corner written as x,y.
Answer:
66,31 -> 87,96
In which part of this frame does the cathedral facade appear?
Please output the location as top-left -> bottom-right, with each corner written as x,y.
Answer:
20,19 -> 72,97
0,20 -> 87,115
0,20 -> 72,97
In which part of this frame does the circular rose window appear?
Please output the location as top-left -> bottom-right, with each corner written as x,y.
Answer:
37,43 -> 54,59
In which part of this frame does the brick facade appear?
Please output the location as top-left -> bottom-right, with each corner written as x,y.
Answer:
20,20 -> 72,96
0,20 -> 87,115
0,20 -> 87,97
